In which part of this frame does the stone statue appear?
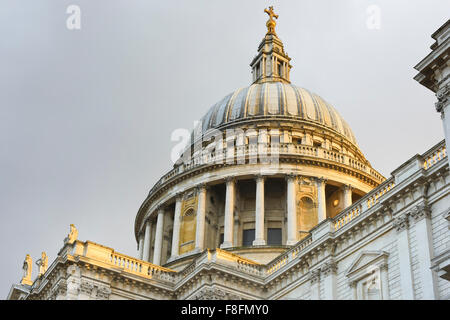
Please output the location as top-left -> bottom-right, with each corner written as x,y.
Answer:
65,224 -> 78,244
36,252 -> 48,277
264,6 -> 278,34
21,254 -> 33,285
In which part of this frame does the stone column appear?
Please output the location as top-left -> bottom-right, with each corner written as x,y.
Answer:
153,207 -> 165,265
350,281 -> 358,300
322,260 -> 338,300
221,178 -> 236,249
286,174 -> 298,245
195,184 -> 207,251
410,204 -> 437,299
253,175 -> 266,246
142,219 -> 152,262
343,184 -> 352,208
170,193 -> 183,260
138,233 -> 144,260
393,213 -> 415,299
316,177 -> 327,223
309,269 -> 321,300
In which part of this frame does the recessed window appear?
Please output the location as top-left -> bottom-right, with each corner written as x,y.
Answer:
267,228 -> 282,245
219,233 -> 224,246
243,229 -> 255,246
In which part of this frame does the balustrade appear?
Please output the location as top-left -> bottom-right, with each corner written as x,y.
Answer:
109,251 -> 176,282
423,144 -> 446,170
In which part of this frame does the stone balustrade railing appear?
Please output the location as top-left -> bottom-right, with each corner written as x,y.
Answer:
147,142 -> 384,197
367,179 -> 396,209
110,252 -> 176,282
67,240 -> 177,283
334,204 -> 363,230
331,177 -> 395,232
215,249 -> 263,276
333,140 -> 447,232
423,144 -> 446,170
266,236 -> 313,276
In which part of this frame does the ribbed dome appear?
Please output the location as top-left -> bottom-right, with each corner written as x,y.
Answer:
199,82 -> 359,147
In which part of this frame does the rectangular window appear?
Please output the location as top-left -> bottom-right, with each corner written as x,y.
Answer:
267,228 -> 282,245
219,233 -> 224,246
243,229 -> 255,246
278,63 -> 282,77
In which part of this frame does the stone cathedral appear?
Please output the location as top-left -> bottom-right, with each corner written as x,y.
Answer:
7,9 -> 450,300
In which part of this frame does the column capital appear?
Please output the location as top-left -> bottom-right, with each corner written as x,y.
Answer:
175,191 -> 184,201
285,173 -> 297,182
435,82 -> 450,113
321,260 -> 338,277
195,183 -> 207,193
393,214 -> 409,232
309,269 -> 321,284
316,177 -> 328,186
343,184 -> 353,191
254,174 -> 266,182
225,176 -> 236,185
409,203 -> 431,222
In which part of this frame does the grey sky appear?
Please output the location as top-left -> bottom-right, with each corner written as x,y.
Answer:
1,0 -> 449,297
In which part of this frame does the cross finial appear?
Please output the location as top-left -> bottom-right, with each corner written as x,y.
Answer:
264,6 -> 278,34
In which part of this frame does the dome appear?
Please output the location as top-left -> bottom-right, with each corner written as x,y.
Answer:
134,9 -> 385,270
199,83 -> 359,147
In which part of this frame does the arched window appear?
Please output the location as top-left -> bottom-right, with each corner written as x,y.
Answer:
298,196 -> 318,232
179,208 -> 196,254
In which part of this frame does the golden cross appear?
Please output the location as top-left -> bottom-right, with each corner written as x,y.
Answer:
264,6 -> 278,21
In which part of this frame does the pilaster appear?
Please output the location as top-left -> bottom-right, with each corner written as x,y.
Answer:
393,213 -> 415,299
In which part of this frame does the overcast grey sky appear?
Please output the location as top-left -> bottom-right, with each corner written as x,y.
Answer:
1,0 -> 449,297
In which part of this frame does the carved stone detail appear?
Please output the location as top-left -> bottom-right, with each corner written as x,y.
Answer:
192,287 -> 241,300
393,214 -> 409,232
96,286 -> 112,300
79,280 -> 94,295
380,263 -> 389,271
309,269 -> 320,284
50,279 -> 67,300
409,203 -> 431,222
321,260 -> 338,277
435,83 -> 450,113
285,173 -> 297,182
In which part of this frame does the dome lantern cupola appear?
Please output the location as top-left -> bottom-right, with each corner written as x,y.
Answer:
250,6 -> 292,84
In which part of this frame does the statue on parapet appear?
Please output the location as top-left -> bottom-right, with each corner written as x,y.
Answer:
64,224 -> 78,245
20,254 -> 33,286
36,252 -> 48,277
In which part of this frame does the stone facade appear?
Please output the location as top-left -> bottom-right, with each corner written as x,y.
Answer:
7,139 -> 450,300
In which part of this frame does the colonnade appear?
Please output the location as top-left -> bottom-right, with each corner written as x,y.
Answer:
138,175 -> 354,265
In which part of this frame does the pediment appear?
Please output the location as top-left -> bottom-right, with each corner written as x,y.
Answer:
345,251 -> 389,278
